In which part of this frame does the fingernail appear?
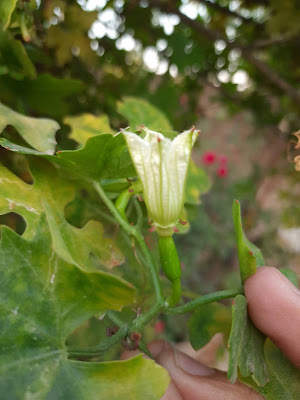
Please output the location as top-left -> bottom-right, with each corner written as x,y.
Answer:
272,267 -> 300,296
174,348 -> 215,376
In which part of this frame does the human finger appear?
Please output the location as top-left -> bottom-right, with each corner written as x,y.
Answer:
155,348 -> 262,400
244,266 -> 300,367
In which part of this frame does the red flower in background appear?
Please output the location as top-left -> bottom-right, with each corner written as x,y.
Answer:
203,151 -> 217,165
202,150 -> 229,178
154,320 -> 166,334
217,166 -> 228,178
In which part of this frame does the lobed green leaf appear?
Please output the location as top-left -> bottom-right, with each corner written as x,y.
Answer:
227,295 -> 268,386
0,219 -> 169,399
0,133 -> 135,182
117,97 -> 172,131
0,160 -> 124,271
240,340 -> 300,400
0,102 -> 59,154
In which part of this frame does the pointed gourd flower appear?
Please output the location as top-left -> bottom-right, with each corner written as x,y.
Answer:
123,126 -> 199,236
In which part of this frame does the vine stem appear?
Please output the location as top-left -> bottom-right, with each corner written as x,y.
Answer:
128,302 -> 163,334
165,289 -> 243,314
68,325 -> 128,358
93,181 -> 163,303
67,289 -> 243,358
72,181 -> 244,360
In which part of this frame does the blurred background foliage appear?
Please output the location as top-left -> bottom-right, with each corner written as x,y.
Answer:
0,0 -> 299,348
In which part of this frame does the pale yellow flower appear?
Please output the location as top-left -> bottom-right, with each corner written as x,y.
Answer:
123,127 -> 199,236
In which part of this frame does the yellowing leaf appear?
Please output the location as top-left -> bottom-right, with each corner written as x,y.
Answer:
0,102 -> 58,154
64,113 -> 116,146
0,160 -> 124,271
0,220 -> 169,400
45,5 -> 98,67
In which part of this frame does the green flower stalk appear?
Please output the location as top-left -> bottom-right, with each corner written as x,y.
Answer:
159,235 -> 182,306
123,126 -> 199,236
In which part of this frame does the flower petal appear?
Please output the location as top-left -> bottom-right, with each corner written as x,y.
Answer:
123,128 -> 198,232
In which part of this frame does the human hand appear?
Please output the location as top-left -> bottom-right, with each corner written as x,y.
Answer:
122,267 -> 300,399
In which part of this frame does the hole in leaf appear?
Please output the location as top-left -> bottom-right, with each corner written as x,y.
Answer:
0,147 -> 34,184
0,212 -> 27,236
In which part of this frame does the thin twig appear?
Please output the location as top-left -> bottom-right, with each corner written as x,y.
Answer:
148,1 -> 300,107
195,0 -> 262,25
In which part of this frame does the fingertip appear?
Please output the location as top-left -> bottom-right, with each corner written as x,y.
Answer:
245,266 -> 300,367
148,340 -> 173,358
155,349 -> 262,399
161,382 -> 183,400
121,340 -> 172,361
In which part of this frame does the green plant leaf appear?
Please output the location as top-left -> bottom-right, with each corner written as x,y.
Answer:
240,340 -> 300,400
186,161 -> 211,205
117,97 -> 172,131
0,160 -> 124,271
0,74 -> 83,118
232,200 -> 264,283
57,134 -> 135,180
279,268 -> 299,288
0,102 -> 59,154
0,220 -> 169,399
64,113 -> 116,146
0,0 -> 18,30
0,32 -> 36,79
23,74 -> 84,117
228,294 -> 268,386
188,302 -> 231,350
0,132 -> 135,181
45,5 -> 98,67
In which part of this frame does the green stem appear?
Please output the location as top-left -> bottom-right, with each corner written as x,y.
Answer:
93,181 -> 163,302
134,235 -> 164,302
181,288 -> 201,299
67,324 -> 128,358
115,188 -> 133,221
67,289 -> 242,358
166,279 -> 181,307
139,341 -> 153,359
128,302 -> 163,334
165,289 -> 243,315
132,196 -> 144,229
158,236 -> 182,306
